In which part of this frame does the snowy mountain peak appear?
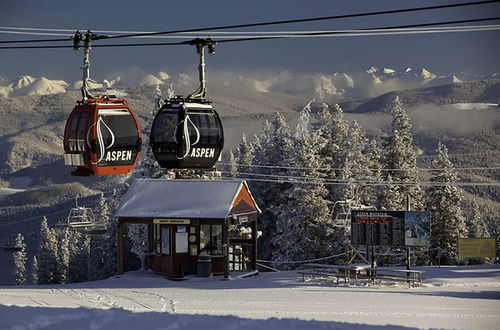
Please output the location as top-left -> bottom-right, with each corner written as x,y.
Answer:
405,67 -> 413,73
366,66 -> 380,74
452,75 -> 462,84
420,68 -> 437,80
14,75 -> 37,89
383,68 -> 396,74
157,71 -> 170,81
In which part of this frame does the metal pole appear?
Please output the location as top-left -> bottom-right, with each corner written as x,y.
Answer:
81,40 -> 91,102
198,43 -> 206,98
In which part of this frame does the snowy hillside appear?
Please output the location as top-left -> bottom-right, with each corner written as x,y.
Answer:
1,265 -> 499,329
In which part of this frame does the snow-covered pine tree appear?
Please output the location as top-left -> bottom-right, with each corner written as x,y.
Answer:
377,174 -> 401,210
380,97 -> 424,210
237,133 -> 254,174
54,227 -> 70,284
335,121 -> 374,205
466,200 -> 490,239
464,200 -> 491,264
428,142 -> 467,264
87,193 -> 111,280
37,217 -> 59,284
31,256 -> 38,285
68,230 -> 91,283
250,114 -> 293,260
228,150 -> 238,178
314,103 -> 349,203
13,233 -> 27,285
272,105 -> 336,268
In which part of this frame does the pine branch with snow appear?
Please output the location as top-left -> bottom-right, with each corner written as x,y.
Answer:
13,233 -> 27,285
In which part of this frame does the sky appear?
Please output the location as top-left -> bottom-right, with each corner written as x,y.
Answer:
0,0 -> 499,82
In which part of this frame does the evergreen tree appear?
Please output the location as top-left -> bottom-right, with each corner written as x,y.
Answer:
37,217 -> 58,284
31,256 -> 38,285
427,142 -> 467,264
54,228 -> 70,284
237,133 -> 254,173
134,84 -> 165,179
68,230 -> 91,283
228,150 -> 238,178
380,97 -> 424,210
272,106 -> 337,268
87,193 -> 112,280
127,224 -> 148,269
335,121 -> 373,205
250,114 -> 293,260
466,200 -> 490,239
13,233 -> 27,285
314,103 -> 349,203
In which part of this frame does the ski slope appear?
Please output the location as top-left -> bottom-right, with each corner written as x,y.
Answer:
1,264 -> 499,329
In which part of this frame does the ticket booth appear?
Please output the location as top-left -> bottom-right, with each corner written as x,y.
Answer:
115,179 -> 261,278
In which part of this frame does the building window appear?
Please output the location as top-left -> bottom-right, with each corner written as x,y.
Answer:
200,224 -> 223,255
161,227 -> 170,255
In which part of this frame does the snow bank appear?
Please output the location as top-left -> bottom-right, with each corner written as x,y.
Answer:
0,265 -> 499,330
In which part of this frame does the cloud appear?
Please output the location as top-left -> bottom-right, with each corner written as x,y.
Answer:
408,104 -> 499,134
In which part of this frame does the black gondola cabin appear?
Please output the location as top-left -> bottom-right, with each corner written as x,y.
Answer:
150,97 -> 223,169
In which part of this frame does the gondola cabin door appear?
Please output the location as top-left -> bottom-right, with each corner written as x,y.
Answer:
63,98 -> 142,176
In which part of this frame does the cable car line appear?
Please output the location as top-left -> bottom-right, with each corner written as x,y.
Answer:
84,0 -> 500,40
220,175 -> 500,187
217,162 -> 500,172
1,16 -> 499,48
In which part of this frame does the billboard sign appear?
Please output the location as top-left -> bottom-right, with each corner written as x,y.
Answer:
458,238 -> 497,258
351,210 -> 431,247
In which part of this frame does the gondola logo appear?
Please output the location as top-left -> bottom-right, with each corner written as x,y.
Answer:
87,117 -> 132,164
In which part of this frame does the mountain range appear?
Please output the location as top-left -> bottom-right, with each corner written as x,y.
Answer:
1,67 -> 497,101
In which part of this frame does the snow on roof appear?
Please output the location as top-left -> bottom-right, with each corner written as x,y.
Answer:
115,179 -> 256,219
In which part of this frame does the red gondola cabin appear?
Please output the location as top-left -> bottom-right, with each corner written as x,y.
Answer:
63,97 -> 142,176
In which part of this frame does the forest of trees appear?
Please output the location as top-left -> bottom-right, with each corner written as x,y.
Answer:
12,94 -> 496,284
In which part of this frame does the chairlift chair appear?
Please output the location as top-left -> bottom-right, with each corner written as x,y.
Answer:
67,195 -> 95,228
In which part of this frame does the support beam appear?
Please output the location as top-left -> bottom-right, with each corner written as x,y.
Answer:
251,218 -> 258,271
117,219 -> 124,275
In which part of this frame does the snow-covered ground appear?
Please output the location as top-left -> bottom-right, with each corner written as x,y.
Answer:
1,264 -> 499,330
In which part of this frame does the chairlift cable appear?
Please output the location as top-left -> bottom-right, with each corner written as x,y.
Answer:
220,175 -> 500,187
217,162 -> 500,172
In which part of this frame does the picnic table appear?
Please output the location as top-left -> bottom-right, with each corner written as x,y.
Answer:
366,268 -> 426,288
299,263 -> 371,283
299,263 -> 426,288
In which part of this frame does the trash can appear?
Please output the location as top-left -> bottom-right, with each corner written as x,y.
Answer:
197,254 -> 212,277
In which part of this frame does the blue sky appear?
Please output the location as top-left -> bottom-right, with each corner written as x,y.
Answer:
0,0 -> 499,81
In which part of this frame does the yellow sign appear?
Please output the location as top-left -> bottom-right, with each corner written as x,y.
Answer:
153,219 -> 191,225
458,238 -> 497,258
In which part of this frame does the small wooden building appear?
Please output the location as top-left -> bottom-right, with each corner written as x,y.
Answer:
115,179 -> 261,278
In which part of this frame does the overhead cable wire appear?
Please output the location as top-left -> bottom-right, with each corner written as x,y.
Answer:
1,23 -> 499,50
0,16 -> 499,49
88,0 -> 500,40
217,162 -> 500,172
217,170 -> 500,186
2,23 -> 499,37
1,24 -> 499,42
220,170 -> 500,186
0,0 -> 498,44
220,175 -> 500,187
